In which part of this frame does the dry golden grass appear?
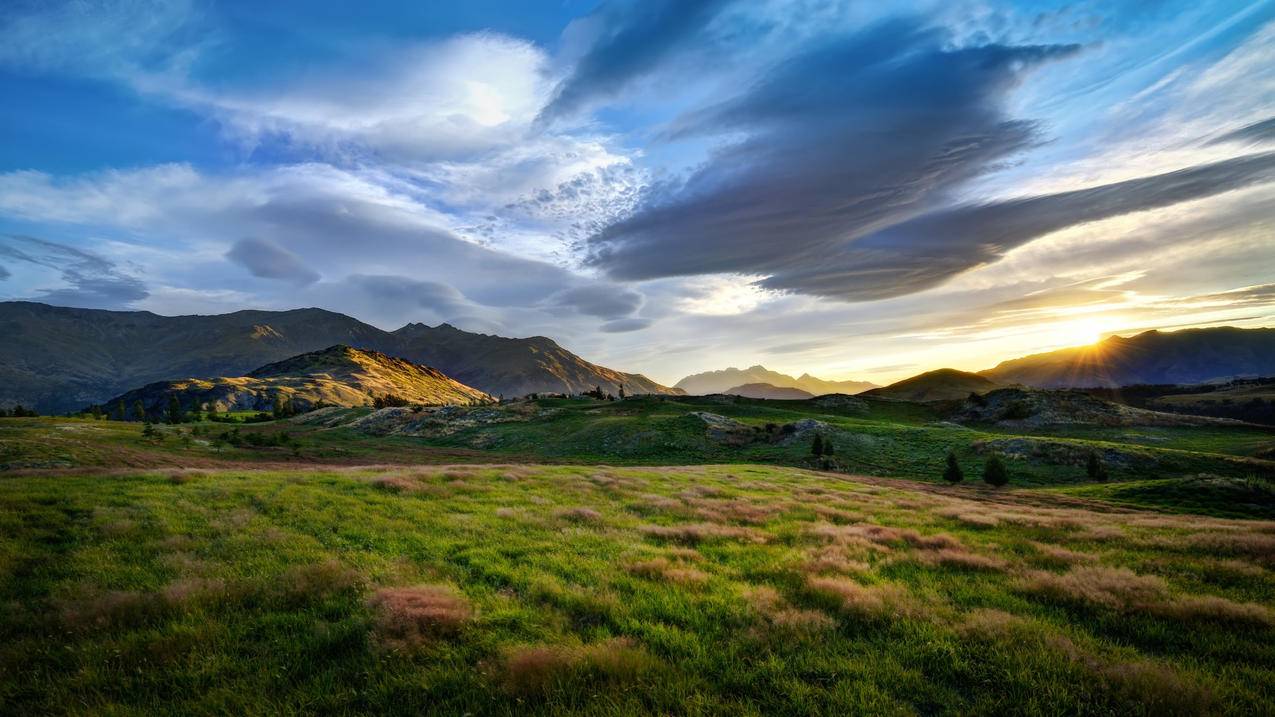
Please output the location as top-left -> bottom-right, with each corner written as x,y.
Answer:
1030,541 -> 1098,565
556,506 -> 604,524
805,576 -> 915,619
159,577 -> 227,607
1099,659 -> 1216,716
745,585 -> 836,634
371,475 -> 420,493
801,545 -> 871,575
639,522 -> 769,544
500,638 -> 654,697
959,608 -> 1031,640
1020,566 -> 1168,611
914,547 -> 1008,571
367,584 -> 473,649
625,557 -> 709,586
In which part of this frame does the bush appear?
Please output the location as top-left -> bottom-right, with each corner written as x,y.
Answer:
1086,451 -> 1108,481
983,454 -> 1009,487
943,450 -> 964,484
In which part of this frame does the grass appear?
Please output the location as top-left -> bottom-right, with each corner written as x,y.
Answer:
2,460 -> 1274,714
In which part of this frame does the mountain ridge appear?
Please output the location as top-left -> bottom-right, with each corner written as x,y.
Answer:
675,364 -> 876,396
981,327 -> 1275,387
0,301 -> 678,413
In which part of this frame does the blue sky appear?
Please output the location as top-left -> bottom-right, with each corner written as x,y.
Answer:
1,0 -> 1273,385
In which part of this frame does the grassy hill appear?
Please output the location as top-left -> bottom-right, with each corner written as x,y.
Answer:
2,460 -> 1274,714
723,383 -> 815,400
864,369 -> 1002,402
102,346 -> 494,417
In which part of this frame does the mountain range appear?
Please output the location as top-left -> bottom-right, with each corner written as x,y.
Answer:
0,302 -> 677,413
980,327 -> 1275,387
674,365 -> 877,396
105,345 -> 494,417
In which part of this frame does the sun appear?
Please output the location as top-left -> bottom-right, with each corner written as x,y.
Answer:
1050,318 -> 1108,347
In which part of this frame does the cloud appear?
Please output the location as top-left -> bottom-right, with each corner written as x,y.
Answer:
0,264 -> 9,280
600,317 -> 652,333
589,19 -> 1082,292
225,238 -> 320,285
551,283 -> 643,319
0,235 -> 148,308
1208,116 -> 1275,146
539,0 -> 733,122
346,274 -> 472,318
758,150 -> 1275,300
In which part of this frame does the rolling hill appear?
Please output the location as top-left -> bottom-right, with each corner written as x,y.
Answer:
0,302 -> 678,413
982,327 -> 1275,388
103,346 -> 494,417
864,368 -> 1002,402
675,365 -> 875,395
722,383 -> 814,400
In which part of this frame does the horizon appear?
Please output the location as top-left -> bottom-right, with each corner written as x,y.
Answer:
3,1 -> 1274,387
7,297 -> 1272,387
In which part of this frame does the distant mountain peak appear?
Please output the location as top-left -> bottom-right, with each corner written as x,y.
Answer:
675,364 -> 876,396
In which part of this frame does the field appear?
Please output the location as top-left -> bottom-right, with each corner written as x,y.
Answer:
2,398 -> 1274,714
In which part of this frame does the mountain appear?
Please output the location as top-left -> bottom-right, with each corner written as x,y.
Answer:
389,322 -> 675,400
864,368 -> 1002,402
723,383 -> 815,400
981,327 -> 1275,388
104,346 -> 494,416
0,302 -> 679,413
674,365 -> 875,396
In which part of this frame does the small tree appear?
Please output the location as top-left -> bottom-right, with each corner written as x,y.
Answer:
943,450 -> 964,484
132,399 -> 146,422
983,454 -> 1009,487
811,434 -> 825,457
166,395 -> 185,425
1086,451 -> 1108,481
618,384 -> 627,400
205,401 -> 218,421
141,422 -> 160,441
112,403 -> 125,421
89,404 -> 103,420
823,437 -> 834,457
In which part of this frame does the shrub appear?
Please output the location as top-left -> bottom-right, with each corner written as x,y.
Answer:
942,450 -> 964,484
983,454 -> 1009,487
1086,451 -> 1108,481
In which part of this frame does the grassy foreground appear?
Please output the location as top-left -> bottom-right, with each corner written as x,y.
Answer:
3,462 -> 1274,715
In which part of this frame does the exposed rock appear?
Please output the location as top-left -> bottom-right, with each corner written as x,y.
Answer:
688,412 -> 756,446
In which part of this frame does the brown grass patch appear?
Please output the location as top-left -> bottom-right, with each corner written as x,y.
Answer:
367,585 -> 473,649
1019,566 -> 1167,611
1030,541 -> 1097,565
371,475 -> 420,493
937,507 -> 1001,527
689,498 -> 778,525
1186,532 -> 1275,565
278,559 -> 362,602
639,522 -> 768,544
501,638 -> 654,697
1154,595 -> 1274,626
744,585 -> 836,634
801,545 -> 870,575
60,590 -> 159,630
160,577 -> 227,607
915,548 -> 1007,571
812,505 -> 865,524
556,506 -> 603,524
805,576 -> 915,619
625,557 -> 709,586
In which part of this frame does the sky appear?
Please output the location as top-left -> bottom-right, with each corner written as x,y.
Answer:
1,0 -> 1273,387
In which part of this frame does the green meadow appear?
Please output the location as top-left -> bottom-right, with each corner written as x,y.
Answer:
1,399 -> 1273,714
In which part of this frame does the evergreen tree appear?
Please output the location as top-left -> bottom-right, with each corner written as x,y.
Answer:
142,422 -> 160,440
943,450 -> 964,484
823,438 -> 834,457
166,395 -> 185,425
983,454 -> 1009,487
1086,451 -> 1108,481
88,404 -> 103,420
205,401 -> 218,421
811,434 -> 824,457
0,407 -> 8,418
132,399 -> 146,422
618,384 -> 626,399
113,403 -> 125,421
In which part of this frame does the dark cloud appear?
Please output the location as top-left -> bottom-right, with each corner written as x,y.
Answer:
0,264 -> 9,280
346,274 -> 472,318
225,237 -> 321,285
552,283 -> 643,319
600,317 -> 652,333
763,151 -> 1275,300
1208,117 -> 1275,146
539,0 -> 732,122
0,234 -> 148,308
589,19 -> 1082,290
